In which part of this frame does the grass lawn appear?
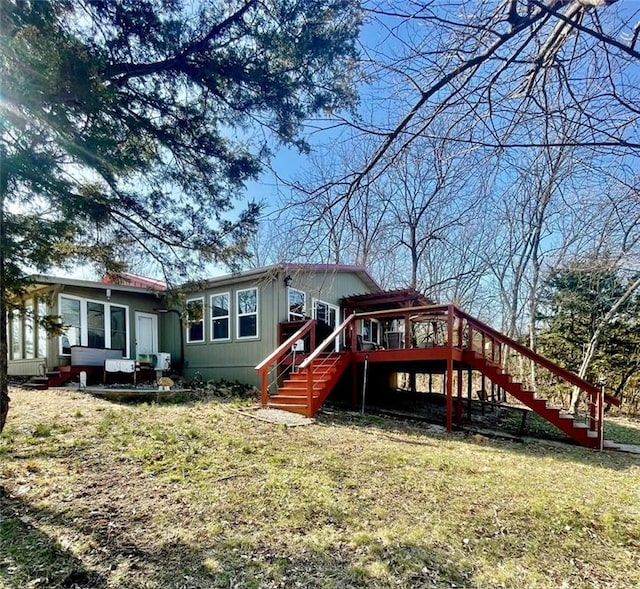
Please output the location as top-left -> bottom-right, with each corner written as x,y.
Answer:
1,387 -> 639,589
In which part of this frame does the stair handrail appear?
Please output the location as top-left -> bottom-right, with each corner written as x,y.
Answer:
454,306 -> 607,400
298,313 -> 356,370
255,319 -> 316,372
255,319 -> 317,407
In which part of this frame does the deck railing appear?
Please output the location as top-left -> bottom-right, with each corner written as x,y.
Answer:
345,304 -> 613,445
255,319 -> 316,407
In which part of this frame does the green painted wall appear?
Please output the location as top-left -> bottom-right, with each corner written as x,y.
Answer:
181,268 -> 375,387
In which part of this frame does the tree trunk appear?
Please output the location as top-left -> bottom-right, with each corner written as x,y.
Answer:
0,159 -> 9,433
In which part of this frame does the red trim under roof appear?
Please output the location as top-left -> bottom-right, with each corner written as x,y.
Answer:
102,272 -> 167,290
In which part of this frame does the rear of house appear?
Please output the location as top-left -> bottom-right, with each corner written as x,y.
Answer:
7,265 -> 380,388
178,264 -> 380,386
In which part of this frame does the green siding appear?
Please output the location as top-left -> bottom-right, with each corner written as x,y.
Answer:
181,268 -> 375,387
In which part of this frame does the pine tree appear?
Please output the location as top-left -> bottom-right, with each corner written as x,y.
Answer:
0,0 -> 361,430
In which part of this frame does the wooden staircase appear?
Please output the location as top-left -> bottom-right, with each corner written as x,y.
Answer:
463,351 -> 602,448
267,352 -> 351,416
257,307 -> 620,448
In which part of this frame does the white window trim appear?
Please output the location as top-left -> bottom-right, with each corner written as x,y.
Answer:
58,294 -> 130,357
210,292 -> 231,342
361,317 -> 381,344
312,298 -> 340,352
236,287 -> 259,340
186,296 -> 206,343
288,287 -> 306,321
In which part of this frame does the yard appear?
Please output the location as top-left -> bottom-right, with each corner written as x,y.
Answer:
1,387 -> 639,589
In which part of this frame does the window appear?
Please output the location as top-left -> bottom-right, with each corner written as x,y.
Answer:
210,293 -> 230,341
10,309 -> 22,360
60,297 -> 81,354
361,318 -> 380,344
37,299 -> 48,357
87,302 -> 106,348
288,288 -> 306,321
186,298 -> 205,343
7,298 -> 48,360
59,295 -> 129,356
24,299 -> 35,359
110,307 -> 127,352
237,288 -> 258,339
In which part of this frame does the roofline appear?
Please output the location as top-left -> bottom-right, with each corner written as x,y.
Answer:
28,275 -> 163,295
195,263 -> 382,292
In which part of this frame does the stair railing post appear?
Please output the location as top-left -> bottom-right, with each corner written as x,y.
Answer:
261,368 -> 268,408
588,387 -> 597,432
310,321 -> 316,354
404,312 -> 411,349
306,366 -> 313,418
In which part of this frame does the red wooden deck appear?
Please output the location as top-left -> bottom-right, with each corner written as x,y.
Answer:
256,304 -> 619,449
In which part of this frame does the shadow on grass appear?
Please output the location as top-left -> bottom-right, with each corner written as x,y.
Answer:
0,487 -> 107,589
318,408 -> 639,471
0,486 -> 472,589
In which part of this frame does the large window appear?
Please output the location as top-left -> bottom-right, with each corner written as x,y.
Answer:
10,310 -> 22,360
237,288 -> 258,339
288,288 -> 306,321
9,298 -> 49,360
24,299 -> 35,359
59,295 -> 129,356
110,307 -> 127,352
37,299 -> 48,357
186,298 -> 205,343
87,302 -> 106,348
210,293 -> 230,341
60,297 -> 81,354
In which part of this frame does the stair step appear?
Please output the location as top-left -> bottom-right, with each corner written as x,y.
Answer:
22,382 -> 48,390
267,403 -> 310,415
30,377 -> 49,384
271,395 -> 317,404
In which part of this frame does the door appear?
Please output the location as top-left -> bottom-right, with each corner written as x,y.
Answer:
135,312 -> 158,357
312,299 -> 340,351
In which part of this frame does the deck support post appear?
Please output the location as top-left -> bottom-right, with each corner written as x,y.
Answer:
466,367 -> 472,422
456,366 -> 463,426
446,305 -> 454,432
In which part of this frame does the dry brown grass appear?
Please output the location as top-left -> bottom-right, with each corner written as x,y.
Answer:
1,387 -> 639,589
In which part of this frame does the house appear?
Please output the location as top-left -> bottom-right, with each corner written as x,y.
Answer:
6,264 -> 380,387
6,274 -> 166,379
175,264 -> 380,385
6,265 -> 622,449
